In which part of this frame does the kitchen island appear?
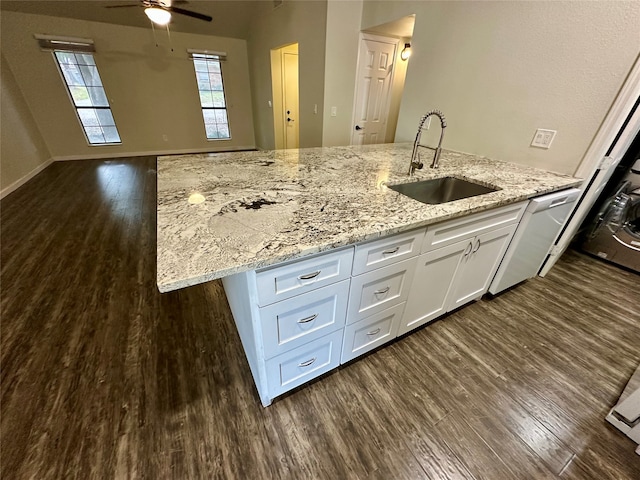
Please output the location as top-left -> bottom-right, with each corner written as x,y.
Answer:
157,143 -> 581,406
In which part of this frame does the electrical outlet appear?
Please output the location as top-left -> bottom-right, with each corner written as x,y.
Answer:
531,128 -> 556,149
162,134 -> 168,142
313,104 -> 318,114
331,106 -> 337,117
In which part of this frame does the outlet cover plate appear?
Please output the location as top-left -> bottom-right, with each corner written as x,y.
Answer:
531,128 -> 556,149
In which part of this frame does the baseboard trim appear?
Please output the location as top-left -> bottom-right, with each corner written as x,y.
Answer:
51,145 -> 257,162
1,158 -> 54,200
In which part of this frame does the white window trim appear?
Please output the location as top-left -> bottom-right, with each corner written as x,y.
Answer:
189,51 -> 232,141
50,50 -> 122,146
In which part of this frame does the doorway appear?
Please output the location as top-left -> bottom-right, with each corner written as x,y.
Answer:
271,43 -> 299,149
351,15 -> 415,146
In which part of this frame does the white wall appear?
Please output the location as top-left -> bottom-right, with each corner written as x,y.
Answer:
361,1 -> 640,175
247,0 -> 327,150
1,11 -> 255,160
1,53 -> 51,196
322,0 -> 363,147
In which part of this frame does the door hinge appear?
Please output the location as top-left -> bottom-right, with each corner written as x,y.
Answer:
548,245 -> 563,257
597,156 -> 615,170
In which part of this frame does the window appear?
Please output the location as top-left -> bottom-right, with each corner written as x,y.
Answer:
53,50 -> 121,145
191,53 -> 230,140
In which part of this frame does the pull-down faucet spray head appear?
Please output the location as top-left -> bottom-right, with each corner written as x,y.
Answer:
409,110 -> 447,176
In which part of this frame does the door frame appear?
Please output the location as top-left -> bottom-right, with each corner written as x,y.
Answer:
539,54 -> 640,275
271,43 -> 299,150
350,32 -> 400,145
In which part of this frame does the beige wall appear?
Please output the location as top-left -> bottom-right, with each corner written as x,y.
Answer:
1,53 -> 51,194
247,0 -> 327,150
322,0 -> 362,147
322,0 -> 408,148
1,11 -> 255,160
362,1 -> 640,175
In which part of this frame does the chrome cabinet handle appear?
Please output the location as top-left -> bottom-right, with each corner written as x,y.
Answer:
472,239 -> 481,253
382,246 -> 400,255
297,313 -> 318,324
463,241 -> 473,257
298,270 -> 321,280
298,357 -> 317,367
367,328 -> 381,336
374,286 -> 390,295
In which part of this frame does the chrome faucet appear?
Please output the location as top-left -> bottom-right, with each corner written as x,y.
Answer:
408,110 -> 447,175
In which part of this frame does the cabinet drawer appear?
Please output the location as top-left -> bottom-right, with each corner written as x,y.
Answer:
346,257 -> 416,324
256,247 -> 354,306
421,202 -> 527,253
266,330 -> 343,398
259,280 -> 349,359
341,303 -> 404,363
352,228 -> 425,275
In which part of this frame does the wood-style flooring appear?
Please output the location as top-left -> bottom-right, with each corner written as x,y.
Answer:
2,157 -> 640,479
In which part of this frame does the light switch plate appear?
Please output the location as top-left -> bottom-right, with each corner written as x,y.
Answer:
531,128 -> 556,149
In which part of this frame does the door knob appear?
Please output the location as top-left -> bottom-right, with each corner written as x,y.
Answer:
355,125 -> 363,131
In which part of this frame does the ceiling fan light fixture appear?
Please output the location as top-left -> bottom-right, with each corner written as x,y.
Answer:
145,7 -> 171,26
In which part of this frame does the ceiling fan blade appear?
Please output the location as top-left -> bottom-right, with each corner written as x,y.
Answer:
168,6 -> 212,22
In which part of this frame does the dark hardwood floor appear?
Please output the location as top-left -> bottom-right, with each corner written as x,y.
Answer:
2,157 -> 639,479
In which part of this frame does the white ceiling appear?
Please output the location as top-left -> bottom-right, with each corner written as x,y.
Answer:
0,0 -> 263,39
364,14 -> 415,39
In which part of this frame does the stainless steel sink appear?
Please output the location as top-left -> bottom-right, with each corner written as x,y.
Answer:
387,177 -> 499,204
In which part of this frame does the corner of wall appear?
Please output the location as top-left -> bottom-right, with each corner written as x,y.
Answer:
1,52 -> 52,198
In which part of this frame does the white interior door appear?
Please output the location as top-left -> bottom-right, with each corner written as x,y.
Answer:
283,51 -> 299,149
351,34 -> 397,145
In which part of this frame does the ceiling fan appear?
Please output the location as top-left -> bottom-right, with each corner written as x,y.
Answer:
106,0 -> 212,25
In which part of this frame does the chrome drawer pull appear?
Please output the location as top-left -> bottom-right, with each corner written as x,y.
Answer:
367,328 -> 381,336
382,246 -> 400,255
297,313 -> 318,324
463,241 -> 473,257
374,286 -> 390,295
472,239 -> 481,253
298,270 -> 321,280
298,357 -> 317,367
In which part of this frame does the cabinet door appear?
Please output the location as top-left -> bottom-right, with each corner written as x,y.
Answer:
398,239 -> 470,336
447,224 -> 517,311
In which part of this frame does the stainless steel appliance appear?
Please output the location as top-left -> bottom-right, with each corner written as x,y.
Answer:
581,143 -> 640,272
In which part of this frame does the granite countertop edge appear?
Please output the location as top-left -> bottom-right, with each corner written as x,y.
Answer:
156,144 -> 582,293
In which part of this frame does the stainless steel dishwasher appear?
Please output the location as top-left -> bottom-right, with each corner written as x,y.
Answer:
489,188 -> 581,294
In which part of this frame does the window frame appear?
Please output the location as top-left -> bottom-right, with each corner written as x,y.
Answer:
190,52 -> 232,141
51,49 -> 122,146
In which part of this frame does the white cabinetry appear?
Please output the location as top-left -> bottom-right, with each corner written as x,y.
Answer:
399,202 -> 526,336
222,202 -> 528,406
399,240 -> 469,335
222,247 -> 353,406
341,229 -> 423,363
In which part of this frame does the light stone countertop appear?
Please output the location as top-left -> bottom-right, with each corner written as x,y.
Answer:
157,143 -> 581,293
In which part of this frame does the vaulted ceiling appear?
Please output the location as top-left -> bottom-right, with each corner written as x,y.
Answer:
0,0 -> 263,39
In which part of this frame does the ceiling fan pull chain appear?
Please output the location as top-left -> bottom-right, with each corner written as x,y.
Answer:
150,20 -> 158,48
165,24 -> 174,52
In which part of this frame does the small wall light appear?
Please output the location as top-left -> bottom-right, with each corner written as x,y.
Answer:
400,43 -> 412,61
